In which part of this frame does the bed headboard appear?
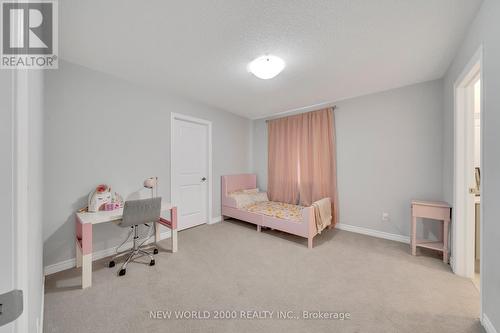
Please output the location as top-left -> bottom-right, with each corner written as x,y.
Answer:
221,174 -> 257,207
222,174 -> 257,194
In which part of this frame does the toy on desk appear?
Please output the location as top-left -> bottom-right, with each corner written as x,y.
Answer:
113,192 -> 123,206
104,192 -> 124,211
88,184 -> 112,212
79,185 -> 123,213
87,185 -> 124,212
104,201 -> 120,211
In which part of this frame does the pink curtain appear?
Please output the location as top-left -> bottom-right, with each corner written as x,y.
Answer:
267,108 -> 338,226
267,115 -> 300,204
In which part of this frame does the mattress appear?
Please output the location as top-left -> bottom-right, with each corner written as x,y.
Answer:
244,201 -> 304,222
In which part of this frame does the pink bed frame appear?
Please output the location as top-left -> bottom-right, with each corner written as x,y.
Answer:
221,174 -> 318,248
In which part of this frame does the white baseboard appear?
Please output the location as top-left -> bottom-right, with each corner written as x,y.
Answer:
39,277 -> 44,333
450,256 -> 456,273
43,230 -> 171,276
210,216 -> 222,224
336,223 -> 410,244
483,314 -> 498,333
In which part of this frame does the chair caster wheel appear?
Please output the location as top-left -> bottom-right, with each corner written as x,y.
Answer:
118,269 -> 126,276
150,259 -> 155,266
153,248 -> 158,255
108,261 -> 115,268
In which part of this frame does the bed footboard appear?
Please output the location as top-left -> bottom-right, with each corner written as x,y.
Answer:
302,206 -> 317,249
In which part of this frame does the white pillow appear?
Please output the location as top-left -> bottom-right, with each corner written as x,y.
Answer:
251,191 -> 268,203
242,188 -> 259,194
229,191 -> 268,208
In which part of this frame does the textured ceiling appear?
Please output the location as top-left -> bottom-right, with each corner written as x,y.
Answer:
60,0 -> 482,119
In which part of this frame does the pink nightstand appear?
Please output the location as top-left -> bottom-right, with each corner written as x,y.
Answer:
411,200 -> 452,263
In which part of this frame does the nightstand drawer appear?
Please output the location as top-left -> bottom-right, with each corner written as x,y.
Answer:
412,204 -> 450,220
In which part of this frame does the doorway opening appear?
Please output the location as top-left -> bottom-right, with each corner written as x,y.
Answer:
453,46 -> 482,293
471,77 -> 481,289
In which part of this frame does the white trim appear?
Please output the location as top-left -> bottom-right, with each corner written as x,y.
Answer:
170,112 -> 213,230
210,216 -> 222,224
482,314 -> 499,333
478,50 -> 485,322
38,278 -> 44,333
13,70 -> 30,333
453,45 -> 484,322
43,231 -> 172,276
44,259 -> 75,277
336,223 -> 410,244
6,68 -> 15,333
453,46 -> 483,279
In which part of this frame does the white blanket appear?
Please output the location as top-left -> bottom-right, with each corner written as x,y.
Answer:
312,198 -> 332,233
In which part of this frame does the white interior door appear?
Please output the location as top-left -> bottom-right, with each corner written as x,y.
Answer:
172,114 -> 211,230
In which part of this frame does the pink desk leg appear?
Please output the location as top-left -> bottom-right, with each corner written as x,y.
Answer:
155,219 -> 161,242
76,218 -> 93,289
411,215 -> 417,256
171,207 -> 178,253
156,207 -> 178,253
443,219 -> 450,263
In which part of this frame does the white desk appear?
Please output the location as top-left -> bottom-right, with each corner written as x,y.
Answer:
75,202 -> 177,288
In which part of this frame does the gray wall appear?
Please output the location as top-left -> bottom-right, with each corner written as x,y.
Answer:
43,61 -> 251,267
442,0 -> 500,329
252,80 -> 444,238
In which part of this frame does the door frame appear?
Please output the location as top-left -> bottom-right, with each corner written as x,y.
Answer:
14,69 -> 30,333
170,112 -> 213,228
453,46 -> 483,304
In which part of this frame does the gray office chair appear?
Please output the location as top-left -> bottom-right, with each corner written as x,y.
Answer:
108,197 -> 161,276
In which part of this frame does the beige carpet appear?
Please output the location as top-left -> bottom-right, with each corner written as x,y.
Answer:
44,219 -> 482,333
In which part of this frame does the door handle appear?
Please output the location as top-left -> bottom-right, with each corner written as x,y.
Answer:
201,177 -> 207,182
469,187 -> 479,195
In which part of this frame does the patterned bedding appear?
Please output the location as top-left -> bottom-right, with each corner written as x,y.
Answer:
244,201 -> 304,222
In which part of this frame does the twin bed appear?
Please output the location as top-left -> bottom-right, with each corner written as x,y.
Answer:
221,174 -> 331,248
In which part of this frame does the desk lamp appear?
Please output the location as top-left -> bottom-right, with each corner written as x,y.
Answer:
143,177 -> 158,198
143,176 -> 159,255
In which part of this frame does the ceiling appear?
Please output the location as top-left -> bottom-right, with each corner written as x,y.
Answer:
60,0 -> 482,119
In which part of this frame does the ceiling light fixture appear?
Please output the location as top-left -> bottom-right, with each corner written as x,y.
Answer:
248,55 -> 285,80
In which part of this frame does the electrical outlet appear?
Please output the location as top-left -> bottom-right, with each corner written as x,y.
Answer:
382,212 -> 390,222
